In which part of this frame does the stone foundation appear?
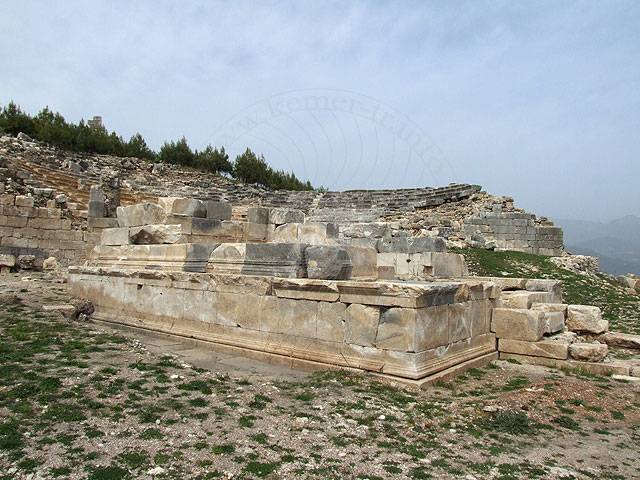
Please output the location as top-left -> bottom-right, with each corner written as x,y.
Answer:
69,266 -> 498,380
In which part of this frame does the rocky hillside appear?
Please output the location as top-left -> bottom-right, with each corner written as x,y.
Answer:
0,133 -> 564,256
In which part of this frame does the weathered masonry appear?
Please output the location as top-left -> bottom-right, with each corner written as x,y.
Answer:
65,197 -> 636,385
1,134 -> 565,259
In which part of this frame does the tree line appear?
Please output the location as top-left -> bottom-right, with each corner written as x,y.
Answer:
0,102 -> 313,191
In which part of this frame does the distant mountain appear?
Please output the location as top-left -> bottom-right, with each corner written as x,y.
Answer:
554,215 -> 640,276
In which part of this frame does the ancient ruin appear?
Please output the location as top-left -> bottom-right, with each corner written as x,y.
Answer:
1,134 -> 638,385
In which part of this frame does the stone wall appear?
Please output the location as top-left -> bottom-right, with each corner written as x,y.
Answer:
463,211 -> 563,256
0,193 -> 90,267
1,134 -> 565,256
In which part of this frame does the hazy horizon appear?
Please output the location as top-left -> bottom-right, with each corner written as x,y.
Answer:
2,1 -> 639,223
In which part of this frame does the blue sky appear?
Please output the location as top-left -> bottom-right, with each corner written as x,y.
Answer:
1,1 -> 639,221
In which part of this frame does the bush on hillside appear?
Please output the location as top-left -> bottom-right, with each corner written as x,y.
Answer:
0,101 -> 314,190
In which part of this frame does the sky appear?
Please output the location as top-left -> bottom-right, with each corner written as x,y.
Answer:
1,0 -> 639,221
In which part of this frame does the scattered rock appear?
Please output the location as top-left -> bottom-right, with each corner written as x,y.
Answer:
17,254 -> 36,270
68,300 -> 95,321
599,332 -> 640,350
0,293 -> 22,306
42,256 -> 59,271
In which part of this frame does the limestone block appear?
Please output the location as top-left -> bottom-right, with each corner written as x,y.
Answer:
531,303 -> 568,315
0,194 -> 15,206
101,227 -> 132,246
499,291 -> 552,309
377,266 -> 395,280
499,352 -> 629,376
273,278 -> 340,302
205,201 -> 232,220
340,223 -> 389,239
344,246 -> 378,280
469,298 -> 491,336
566,305 -> 608,334
525,279 -> 563,302
345,304 -> 380,347
15,195 -> 34,208
244,222 -> 268,242
491,308 -> 545,341
117,203 -> 167,227
599,332 -> 640,349
247,207 -> 270,225
271,223 -> 300,243
498,334 -> 575,360
129,224 -> 184,244
158,197 -> 206,217
569,342 -> 608,362
316,302 -> 346,342
305,245 -> 352,280
269,208 -> 305,225
190,218 -> 224,236
448,302 -> 473,343
376,307 -> 417,351
339,281 -> 464,308
377,237 -> 445,254
88,217 -> 120,229
542,311 -> 565,334
220,243 -> 306,277
260,296 -> 317,337
88,201 -> 106,218
214,221 -> 246,241
376,237 -> 409,253
431,252 -> 467,278
416,305 -> 450,350
299,223 -> 338,245
89,185 -> 104,202
17,255 -> 35,270
412,236 -> 446,253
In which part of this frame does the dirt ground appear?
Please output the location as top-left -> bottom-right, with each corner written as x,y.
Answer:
0,272 -> 639,480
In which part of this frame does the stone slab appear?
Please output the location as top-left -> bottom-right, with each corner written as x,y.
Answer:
491,308 -> 545,341
498,337 -> 571,360
499,352 -> 630,376
566,305 -> 609,334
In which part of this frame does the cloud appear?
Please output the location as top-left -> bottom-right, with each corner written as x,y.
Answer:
1,0 -> 639,220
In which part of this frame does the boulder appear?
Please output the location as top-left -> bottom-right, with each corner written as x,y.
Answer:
566,305 -> 608,334
116,203 -> 167,227
42,256 -> 59,270
305,245 -> 352,280
569,342 -> 608,362
17,255 -> 36,270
